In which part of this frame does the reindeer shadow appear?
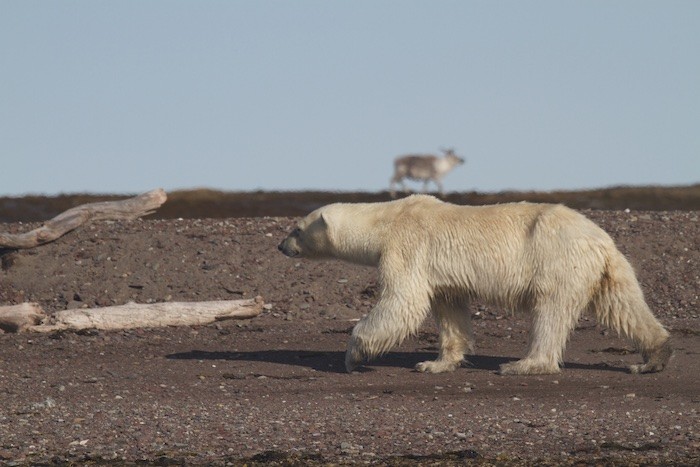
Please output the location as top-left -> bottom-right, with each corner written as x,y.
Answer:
165,349 -> 628,374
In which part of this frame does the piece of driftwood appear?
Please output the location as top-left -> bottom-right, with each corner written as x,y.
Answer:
0,188 -> 167,249
0,297 -> 264,333
0,303 -> 46,332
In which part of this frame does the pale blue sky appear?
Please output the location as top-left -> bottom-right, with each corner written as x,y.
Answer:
1,1 -> 698,196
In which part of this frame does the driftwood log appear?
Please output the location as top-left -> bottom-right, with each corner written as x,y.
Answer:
0,188 -> 167,249
0,303 -> 46,333
0,297 -> 264,333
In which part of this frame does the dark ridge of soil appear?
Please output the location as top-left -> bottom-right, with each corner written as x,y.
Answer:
1,184 -> 699,223
0,191 -> 698,465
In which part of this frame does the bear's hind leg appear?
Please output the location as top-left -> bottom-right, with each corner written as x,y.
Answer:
499,301 -> 582,376
416,297 -> 474,374
590,253 -> 672,374
630,339 -> 673,374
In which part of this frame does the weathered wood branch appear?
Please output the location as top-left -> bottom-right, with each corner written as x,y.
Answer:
0,188 -> 167,249
0,297 -> 263,333
0,303 -> 46,333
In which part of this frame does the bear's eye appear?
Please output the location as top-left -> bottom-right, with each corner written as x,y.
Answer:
292,227 -> 302,236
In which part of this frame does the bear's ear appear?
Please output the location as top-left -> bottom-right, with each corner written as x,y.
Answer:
319,211 -> 330,226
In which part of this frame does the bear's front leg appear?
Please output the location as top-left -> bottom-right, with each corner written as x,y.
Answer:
345,318 -> 388,372
345,280 -> 432,373
345,334 -> 363,373
344,317 -> 393,373
415,296 -> 474,374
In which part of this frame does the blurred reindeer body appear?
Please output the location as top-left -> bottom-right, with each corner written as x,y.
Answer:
390,148 -> 464,197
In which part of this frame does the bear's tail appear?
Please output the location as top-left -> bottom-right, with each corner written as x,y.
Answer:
590,251 -> 672,373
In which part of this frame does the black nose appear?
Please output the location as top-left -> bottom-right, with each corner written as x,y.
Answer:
277,242 -> 284,252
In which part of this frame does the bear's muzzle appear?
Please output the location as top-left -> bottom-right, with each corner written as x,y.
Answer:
277,239 -> 299,258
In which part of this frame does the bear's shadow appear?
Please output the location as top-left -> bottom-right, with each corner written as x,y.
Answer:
165,349 -> 628,374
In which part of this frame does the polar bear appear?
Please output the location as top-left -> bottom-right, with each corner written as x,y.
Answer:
278,195 -> 672,375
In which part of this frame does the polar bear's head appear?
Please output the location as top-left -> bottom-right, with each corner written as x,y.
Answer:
278,208 -> 334,260
279,202 -> 385,267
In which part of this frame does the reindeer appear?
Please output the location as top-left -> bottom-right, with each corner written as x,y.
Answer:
389,148 -> 465,197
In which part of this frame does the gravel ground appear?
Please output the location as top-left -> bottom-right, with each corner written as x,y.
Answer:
0,206 -> 698,465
